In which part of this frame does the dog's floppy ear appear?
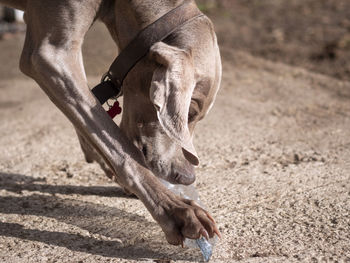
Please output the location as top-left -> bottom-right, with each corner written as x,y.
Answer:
149,42 -> 199,165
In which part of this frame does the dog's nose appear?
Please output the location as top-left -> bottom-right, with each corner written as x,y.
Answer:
172,164 -> 195,185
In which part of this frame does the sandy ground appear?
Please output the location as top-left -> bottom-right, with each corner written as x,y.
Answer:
0,18 -> 350,263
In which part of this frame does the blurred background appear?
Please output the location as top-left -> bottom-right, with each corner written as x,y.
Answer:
0,5 -> 24,38
197,0 -> 350,81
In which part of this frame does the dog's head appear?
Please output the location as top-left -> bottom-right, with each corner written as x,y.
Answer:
120,19 -> 221,185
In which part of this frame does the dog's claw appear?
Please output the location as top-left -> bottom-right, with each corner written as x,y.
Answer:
200,228 -> 210,241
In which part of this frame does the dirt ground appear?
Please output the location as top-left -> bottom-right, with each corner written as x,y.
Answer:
0,2 -> 350,263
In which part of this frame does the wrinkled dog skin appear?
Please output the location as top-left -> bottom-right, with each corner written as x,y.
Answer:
2,0 -> 221,245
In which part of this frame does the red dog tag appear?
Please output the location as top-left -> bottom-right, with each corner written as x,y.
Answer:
107,101 -> 122,119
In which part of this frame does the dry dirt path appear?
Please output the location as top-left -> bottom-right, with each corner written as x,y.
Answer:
0,23 -> 349,262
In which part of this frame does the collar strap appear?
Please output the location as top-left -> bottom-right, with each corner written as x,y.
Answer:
92,0 -> 203,104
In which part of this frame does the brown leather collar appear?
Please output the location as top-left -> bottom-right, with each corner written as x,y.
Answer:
92,0 -> 203,104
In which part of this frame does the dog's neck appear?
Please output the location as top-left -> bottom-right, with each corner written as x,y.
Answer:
100,0 -> 185,49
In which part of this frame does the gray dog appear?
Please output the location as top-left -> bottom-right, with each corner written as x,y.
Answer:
1,0 -> 221,246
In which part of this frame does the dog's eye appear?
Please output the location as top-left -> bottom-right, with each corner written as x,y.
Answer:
188,108 -> 198,122
188,100 -> 200,122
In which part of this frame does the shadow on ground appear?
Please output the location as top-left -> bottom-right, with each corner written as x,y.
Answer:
0,172 -> 133,197
0,172 -> 198,261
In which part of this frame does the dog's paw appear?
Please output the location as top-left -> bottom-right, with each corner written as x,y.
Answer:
156,194 -> 220,245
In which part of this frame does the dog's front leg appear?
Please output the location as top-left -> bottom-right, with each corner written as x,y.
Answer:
20,0 -> 219,245
21,0 -> 148,193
